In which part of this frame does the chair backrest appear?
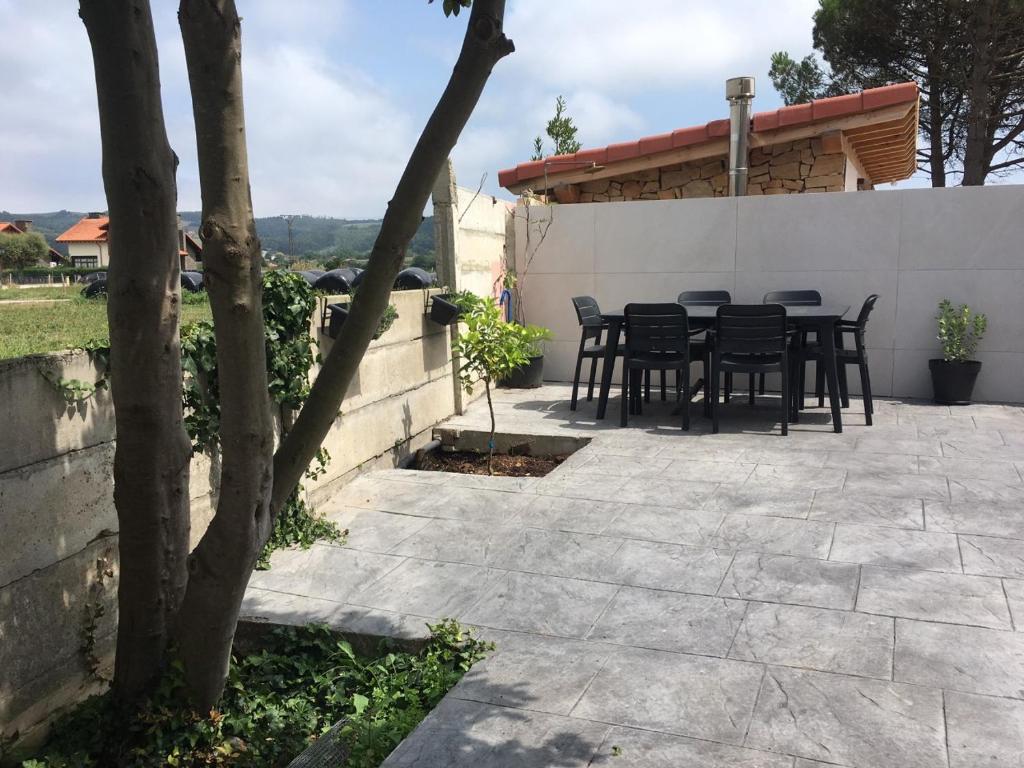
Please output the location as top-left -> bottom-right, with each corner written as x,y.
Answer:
854,294 -> 879,329
716,304 -> 788,355
763,290 -> 821,306
624,303 -> 689,357
677,290 -> 732,306
571,295 -> 603,328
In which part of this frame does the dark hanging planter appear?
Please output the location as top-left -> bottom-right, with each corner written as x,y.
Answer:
429,294 -> 462,326
929,359 -> 982,405
326,304 -> 349,339
501,354 -> 545,388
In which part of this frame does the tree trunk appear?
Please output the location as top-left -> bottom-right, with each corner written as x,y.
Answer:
485,378 -> 495,475
270,0 -> 515,514
962,0 -> 996,185
177,0 -> 275,711
80,0 -> 192,702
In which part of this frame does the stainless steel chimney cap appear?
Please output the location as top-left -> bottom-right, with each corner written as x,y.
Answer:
726,76 -> 756,101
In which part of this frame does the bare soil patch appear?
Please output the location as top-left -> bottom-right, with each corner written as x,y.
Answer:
416,450 -> 566,477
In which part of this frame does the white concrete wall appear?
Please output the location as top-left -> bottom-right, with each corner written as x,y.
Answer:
0,288 -> 457,742
516,184 -> 1024,403
66,242 -> 108,267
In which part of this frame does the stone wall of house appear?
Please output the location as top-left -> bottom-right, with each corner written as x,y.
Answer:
552,132 -> 865,203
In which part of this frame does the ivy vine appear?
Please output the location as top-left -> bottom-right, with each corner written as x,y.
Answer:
38,338 -> 112,404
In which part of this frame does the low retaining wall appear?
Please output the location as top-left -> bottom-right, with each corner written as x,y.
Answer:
0,289 -> 457,744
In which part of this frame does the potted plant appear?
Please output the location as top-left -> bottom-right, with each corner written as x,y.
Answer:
500,324 -> 553,388
453,294 -> 545,473
930,298 -> 987,405
429,290 -> 474,326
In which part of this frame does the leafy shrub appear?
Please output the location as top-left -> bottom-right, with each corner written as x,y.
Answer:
21,620 -> 492,768
936,298 -> 987,362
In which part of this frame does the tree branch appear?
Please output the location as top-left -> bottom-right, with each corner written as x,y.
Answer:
270,0 -> 514,514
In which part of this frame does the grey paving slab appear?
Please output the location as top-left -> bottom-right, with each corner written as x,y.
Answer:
592,726 -> 792,767
740,447 -> 828,467
657,443 -> 751,462
616,476 -> 719,508
422,486 -> 538,523
247,545 -> 405,604
825,450 -> 920,474
588,586 -> 746,655
533,472 -> 629,502
926,501 -> 1024,539
602,503 -> 725,546
572,646 -> 764,745
730,602 -> 893,679
918,455 -> 1022,483
809,492 -> 924,529
945,690 -> 1024,768
829,523 -> 962,572
337,477 -> 443,514
745,666 -> 947,768
855,437 -> 944,456
747,464 -> 847,491
515,495 -> 624,534
572,453 -> 671,477
349,559 -> 501,618
895,618 -> 1024,698
1005,578 -> 1024,630
718,552 -> 859,610
606,539 -> 734,595
451,630 -> 611,715
794,760 -> 850,768
491,527 -> 625,581
389,518 -> 520,566
381,697 -> 607,768
660,459 -> 757,484
857,565 -> 1011,629
704,485 -> 815,519
461,571 -> 619,638
949,477 -> 1024,505
942,438 -> 1020,461
323,508 -> 432,553
843,471 -> 950,500
960,534 -> 1024,578
710,514 -> 834,558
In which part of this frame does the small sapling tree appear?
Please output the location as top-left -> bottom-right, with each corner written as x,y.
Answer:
452,293 -> 549,473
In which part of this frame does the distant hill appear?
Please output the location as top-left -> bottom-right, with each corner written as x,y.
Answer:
1,210 -> 435,264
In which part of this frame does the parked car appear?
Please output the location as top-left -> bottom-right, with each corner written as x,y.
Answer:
79,271 -> 107,284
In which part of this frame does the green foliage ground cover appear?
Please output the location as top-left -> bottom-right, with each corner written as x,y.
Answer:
21,621 -> 492,768
0,286 -> 81,302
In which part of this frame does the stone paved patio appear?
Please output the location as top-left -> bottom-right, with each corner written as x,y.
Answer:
243,384 -> 1024,767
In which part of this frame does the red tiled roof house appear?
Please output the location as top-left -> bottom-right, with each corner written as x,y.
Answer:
56,214 -> 203,270
498,82 -> 919,203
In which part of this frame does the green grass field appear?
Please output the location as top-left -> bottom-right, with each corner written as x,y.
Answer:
0,285 -> 82,301
0,296 -> 212,360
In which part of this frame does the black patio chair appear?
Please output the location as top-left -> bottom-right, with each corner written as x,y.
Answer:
571,296 -> 643,411
758,290 -> 822,399
621,303 -> 694,430
678,290 -> 733,406
801,294 -> 879,426
711,304 -> 791,436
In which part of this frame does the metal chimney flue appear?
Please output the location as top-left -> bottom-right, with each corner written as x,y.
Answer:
726,76 -> 756,196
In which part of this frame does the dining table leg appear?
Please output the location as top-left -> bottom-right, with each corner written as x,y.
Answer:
595,317 -> 622,420
819,318 -> 844,433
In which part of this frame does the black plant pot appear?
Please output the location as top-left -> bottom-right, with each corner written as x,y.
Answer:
429,295 -> 461,326
501,355 -> 545,388
929,359 -> 982,405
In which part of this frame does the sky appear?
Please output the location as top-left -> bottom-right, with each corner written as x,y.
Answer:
2,0 -> 1015,219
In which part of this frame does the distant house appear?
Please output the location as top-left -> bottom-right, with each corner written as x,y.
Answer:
56,213 -> 109,268
57,213 -> 203,270
499,82 -> 919,202
0,219 -> 65,264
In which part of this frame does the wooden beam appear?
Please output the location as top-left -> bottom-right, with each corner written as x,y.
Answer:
748,103 -> 914,149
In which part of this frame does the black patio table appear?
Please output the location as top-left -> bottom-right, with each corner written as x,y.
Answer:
595,304 -> 852,433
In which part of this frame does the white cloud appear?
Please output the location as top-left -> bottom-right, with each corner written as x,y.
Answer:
506,0 -> 820,92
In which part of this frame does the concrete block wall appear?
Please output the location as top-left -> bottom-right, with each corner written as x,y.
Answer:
0,289 -> 458,742
515,184 -> 1024,403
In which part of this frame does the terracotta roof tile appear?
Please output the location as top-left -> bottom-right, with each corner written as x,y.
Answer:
499,82 -> 919,189
56,216 -> 109,243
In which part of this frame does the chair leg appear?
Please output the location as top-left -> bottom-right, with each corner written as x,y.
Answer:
586,356 -> 598,401
620,362 -> 629,427
815,360 -> 825,408
570,340 -> 586,411
711,357 -> 720,434
836,332 -> 850,408
660,370 -> 667,401
859,358 -> 874,426
681,365 -> 690,431
644,370 -> 651,403
724,372 -> 732,403
748,373 -> 755,405
780,359 -> 789,436
789,356 -> 800,424
798,359 -> 807,411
